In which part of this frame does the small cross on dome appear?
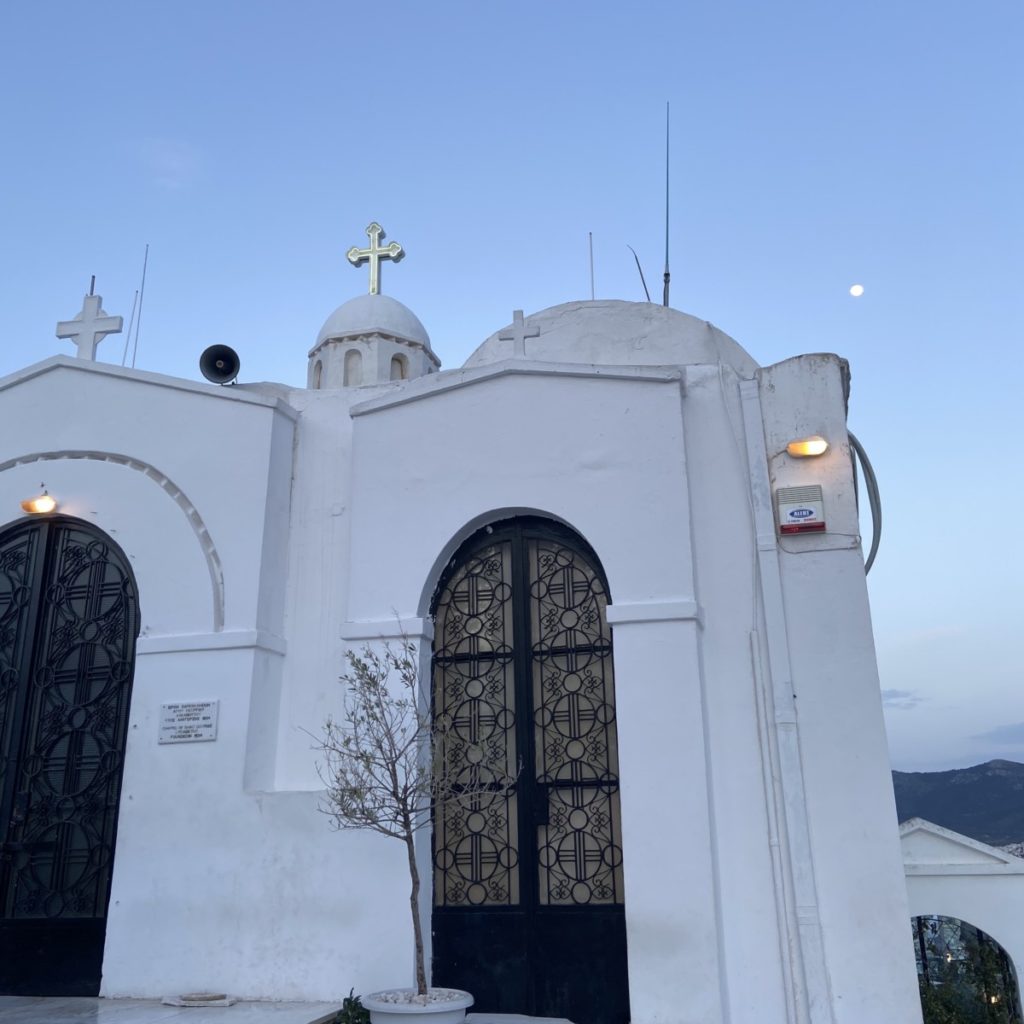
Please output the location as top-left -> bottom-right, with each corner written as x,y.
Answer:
56,292 -> 123,361
498,309 -> 540,358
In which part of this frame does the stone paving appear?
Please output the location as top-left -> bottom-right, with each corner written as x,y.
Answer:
0,997 -> 573,1024
0,997 -> 341,1023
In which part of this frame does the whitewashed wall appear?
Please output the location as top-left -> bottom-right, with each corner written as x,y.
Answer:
0,360 -> 409,1000
336,329 -> 922,1023
756,355 -> 924,1024
344,361 -> 727,1024
0,302 -> 929,1021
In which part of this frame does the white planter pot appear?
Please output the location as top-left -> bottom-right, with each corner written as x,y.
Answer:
362,988 -> 473,1024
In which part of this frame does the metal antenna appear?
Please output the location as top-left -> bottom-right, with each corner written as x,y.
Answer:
588,232 -> 595,300
89,275 -> 95,296
663,101 -> 671,307
627,246 -> 651,302
121,288 -> 140,367
131,244 -> 149,369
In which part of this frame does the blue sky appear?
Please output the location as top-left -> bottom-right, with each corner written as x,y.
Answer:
2,1 -> 1021,771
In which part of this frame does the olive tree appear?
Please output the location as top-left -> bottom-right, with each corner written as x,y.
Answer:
315,637 -> 505,997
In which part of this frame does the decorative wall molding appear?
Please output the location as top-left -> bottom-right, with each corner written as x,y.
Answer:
137,630 -> 286,655
605,599 -> 702,626
341,616 -> 434,642
351,360 -> 682,417
0,355 -> 299,419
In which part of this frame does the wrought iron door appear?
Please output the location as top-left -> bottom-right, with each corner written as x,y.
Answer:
0,517 -> 139,995
431,519 -> 629,1024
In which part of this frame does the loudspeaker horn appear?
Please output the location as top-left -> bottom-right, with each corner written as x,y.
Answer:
200,344 -> 240,385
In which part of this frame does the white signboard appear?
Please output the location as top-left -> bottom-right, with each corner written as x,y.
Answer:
159,700 -> 219,744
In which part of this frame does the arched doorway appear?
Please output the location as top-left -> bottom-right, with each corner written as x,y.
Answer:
914,915 -> 1023,1023
430,517 -> 629,1024
0,516 -> 139,995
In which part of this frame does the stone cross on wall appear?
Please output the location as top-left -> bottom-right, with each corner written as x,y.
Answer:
56,293 -> 123,361
499,309 -> 540,358
347,222 -> 404,295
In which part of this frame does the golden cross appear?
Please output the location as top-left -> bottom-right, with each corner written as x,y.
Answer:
347,222 -> 404,295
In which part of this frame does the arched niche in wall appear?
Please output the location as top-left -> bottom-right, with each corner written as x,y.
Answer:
429,515 -> 630,1024
913,915 -> 1022,1023
0,451 -> 223,633
0,515 -> 139,996
344,349 -> 362,387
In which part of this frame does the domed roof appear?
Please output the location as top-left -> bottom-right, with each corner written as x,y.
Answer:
465,300 -> 758,375
313,293 -> 431,352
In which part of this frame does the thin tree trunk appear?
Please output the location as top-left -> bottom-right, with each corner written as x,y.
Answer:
916,917 -> 930,985
405,832 -> 428,996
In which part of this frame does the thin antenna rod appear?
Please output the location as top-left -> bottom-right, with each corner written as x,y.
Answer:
89,275 -> 95,296
663,101 -> 671,307
627,246 -> 651,303
121,288 -> 140,367
588,232 -> 595,300
131,244 -> 149,369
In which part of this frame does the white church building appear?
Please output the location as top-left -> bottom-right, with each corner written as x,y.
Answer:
0,225 -> 928,1023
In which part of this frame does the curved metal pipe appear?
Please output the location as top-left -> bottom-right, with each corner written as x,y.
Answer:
847,431 -> 882,574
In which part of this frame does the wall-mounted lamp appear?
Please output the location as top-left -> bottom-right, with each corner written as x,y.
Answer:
21,487 -> 57,515
787,435 -> 829,458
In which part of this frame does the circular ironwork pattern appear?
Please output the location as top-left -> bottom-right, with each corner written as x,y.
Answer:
530,540 -> 622,906
0,532 -> 38,728
433,541 -> 519,907
431,522 -> 624,910
0,520 -> 139,921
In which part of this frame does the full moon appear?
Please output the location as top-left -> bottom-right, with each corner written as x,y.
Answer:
849,284 -> 865,297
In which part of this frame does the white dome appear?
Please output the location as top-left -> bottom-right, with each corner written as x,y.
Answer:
314,293 -> 430,351
465,300 -> 758,375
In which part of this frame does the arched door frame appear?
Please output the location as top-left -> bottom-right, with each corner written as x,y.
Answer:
427,513 -> 630,1024
0,513 -> 140,996
913,913 -> 1023,1022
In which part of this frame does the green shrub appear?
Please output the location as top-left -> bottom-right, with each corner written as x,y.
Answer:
333,988 -> 370,1024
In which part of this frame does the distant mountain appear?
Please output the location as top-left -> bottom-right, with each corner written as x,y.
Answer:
892,759 -> 1024,847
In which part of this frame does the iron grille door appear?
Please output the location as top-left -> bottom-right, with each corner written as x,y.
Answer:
0,517 -> 139,995
431,518 -> 629,1024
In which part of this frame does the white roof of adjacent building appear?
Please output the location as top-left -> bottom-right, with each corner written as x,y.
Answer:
900,818 -> 1024,874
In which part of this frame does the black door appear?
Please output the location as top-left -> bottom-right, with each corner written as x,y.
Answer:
0,516 -> 139,995
431,518 -> 629,1024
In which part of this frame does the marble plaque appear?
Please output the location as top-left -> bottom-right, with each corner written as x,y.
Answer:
159,700 -> 219,744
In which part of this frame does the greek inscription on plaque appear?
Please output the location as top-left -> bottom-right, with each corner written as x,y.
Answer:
159,700 -> 219,744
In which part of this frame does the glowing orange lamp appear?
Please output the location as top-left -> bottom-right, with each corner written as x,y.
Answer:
21,488 -> 57,514
787,436 -> 829,458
